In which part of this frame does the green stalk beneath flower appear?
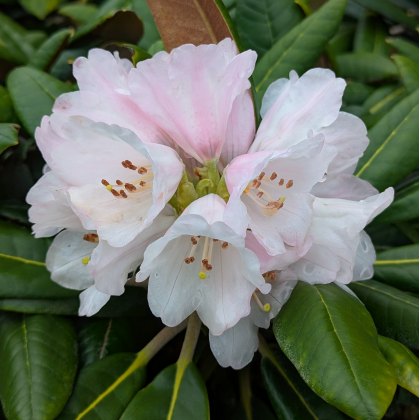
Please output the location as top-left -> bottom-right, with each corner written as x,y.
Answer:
76,322 -> 187,420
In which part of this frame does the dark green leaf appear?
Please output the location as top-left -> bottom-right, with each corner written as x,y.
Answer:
0,220 -> 78,299
0,85 -> 15,122
7,66 -> 73,135
120,363 -> 210,420
350,280 -> 419,349
274,282 -> 397,419
59,3 -> 98,25
353,14 -> 389,55
0,12 -> 34,64
253,0 -> 346,104
18,0 -> 62,19
352,0 -> 418,31
378,336 -> 419,397
0,297 -> 79,315
29,29 -> 74,71
386,37 -> 419,62
343,81 -> 374,105
356,90 -> 419,190
235,0 -> 303,56
132,0 -> 160,49
335,52 -> 398,82
326,22 -> 355,58
0,123 -> 19,154
374,244 -> 419,293
59,353 -> 146,419
0,313 -> 78,420
261,356 -> 347,419
392,54 -> 419,91
375,182 -> 419,225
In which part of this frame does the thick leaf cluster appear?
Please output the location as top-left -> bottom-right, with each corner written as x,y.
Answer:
0,0 -> 418,419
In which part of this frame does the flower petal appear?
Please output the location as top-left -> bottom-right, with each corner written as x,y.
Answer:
79,286 -> 110,316
128,39 -> 257,162
353,231 -> 376,281
252,68 -> 346,152
209,316 -> 259,370
26,171 -> 82,237
46,230 -> 95,290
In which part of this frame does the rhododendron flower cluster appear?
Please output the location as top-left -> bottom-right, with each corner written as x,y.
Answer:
27,38 -> 393,369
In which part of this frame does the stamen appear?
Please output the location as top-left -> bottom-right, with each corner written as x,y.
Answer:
138,167 -> 148,174
256,191 -> 264,199
222,242 -> 229,249
253,292 -> 271,312
258,172 -> 265,181
286,179 -> 294,189
125,183 -> 136,192
119,190 -> 128,198
110,189 -> 120,197
139,181 -> 146,187
184,236 -> 200,264
263,271 -> 276,282
116,180 -> 123,186
83,233 -> 99,243
81,256 -> 90,265
270,172 -> 277,181
278,178 -> 284,186
101,179 -> 109,186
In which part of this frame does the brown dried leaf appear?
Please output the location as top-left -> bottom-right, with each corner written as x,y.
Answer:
146,0 -> 234,51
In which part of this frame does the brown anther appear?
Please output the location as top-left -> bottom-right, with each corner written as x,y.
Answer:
138,166 -> 148,174
252,180 -> 261,189
270,172 -> 277,181
202,259 -> 208,265
139,181 -> 146,187
111,189 -> 120,197
257,191 -> 264,199
263,271 -> 276,282
189,256 -> 195,263
128,164 -> 137,170
213,238 -> 218,242
125,183 -> 136,192
184,257 -> 191,264
101,179 -> 110,186
286,179 -> 294,189
191,237 -> 198,245
116,180 -> 123,186
206,263 -> 213,271
278,178 -> 285,186
83,233 -> 99,243
121,161 -> 128,168
119,190 -> 128,198
258,172 -> 265,181
222,242 -> 229,249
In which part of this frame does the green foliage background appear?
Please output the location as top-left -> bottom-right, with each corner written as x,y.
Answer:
0,0 -> 418,418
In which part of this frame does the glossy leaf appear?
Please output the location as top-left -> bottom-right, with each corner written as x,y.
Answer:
120,363 -> 210,420
274,282 -> 397,419
0,221 -> 77,299
0,123 -> 19,154
7,66 -> 73,135
374,244 -> 419,293
0,297 -> 79,315
378,336 -> 419,397
29,28 -> 74,71
235,0 -> 303,56
253,0 -> 346,104
59,353 -> 146,419
392,54 -> 419,91
146,0 -> 235,51
352,0 -> 418,30
0,86 -> 15,123
353,14 -> 389,55
375,182 -> 419,225
19,0 -> 62,19
335,52 -> 397,82
0,313 -> 78,420
386,37 -> 418,62
350,280 -> 419,349
356,90 -> 419,190
59,3 -> 98,25
0,12 -> 34,64
260,355 -> 347,419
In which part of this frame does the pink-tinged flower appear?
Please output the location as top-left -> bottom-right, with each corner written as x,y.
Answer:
225,136 -> 336,255
137,194 -> 270,336
53,40 -> 257,166
32,115 -> 183,247
46,213 -> 175,316
288,189 -> 394,284
210,270 -> 297,369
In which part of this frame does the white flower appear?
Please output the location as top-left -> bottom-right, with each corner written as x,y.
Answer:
32,114 -> 183,247
137,194 -> 270,336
